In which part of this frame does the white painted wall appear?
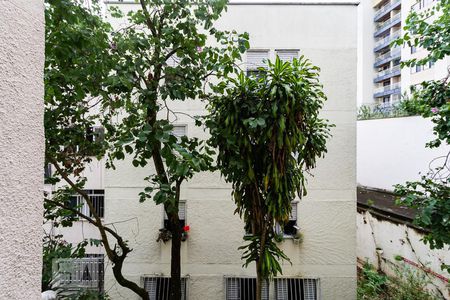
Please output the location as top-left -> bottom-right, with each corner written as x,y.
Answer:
357,116 -> 450,190
102,2 -> 358,299
0,1 -> 44,298
357,210 -> 450,299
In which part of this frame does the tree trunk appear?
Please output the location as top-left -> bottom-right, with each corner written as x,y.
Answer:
169,213 -> 182,300
256,259 -> 263,300
112,257 -> 150,300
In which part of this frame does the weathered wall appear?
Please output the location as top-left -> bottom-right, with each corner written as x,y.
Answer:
357,116 -> 450,190
0,1 -> 45,298
102,1 -> 358,299
357,210 -> 450,299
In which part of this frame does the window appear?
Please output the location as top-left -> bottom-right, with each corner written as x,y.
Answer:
54,255 -> 104,293
44,163 -> 52,179
275,278 -> 319,300
69,189 -> 105,218
143,276 -> 187,300
411,46 -> 417,54
225,277 -> 269,300
172,125 -> 187,140
275,201 -> 298,236
246,50 -> 269,77
275,50 -> 299,62
86,126 -> 105,144
164,201 -> 186,231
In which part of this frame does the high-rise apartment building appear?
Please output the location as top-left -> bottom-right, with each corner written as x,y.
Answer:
358,0 -> 449,106
373,0 -> 402,104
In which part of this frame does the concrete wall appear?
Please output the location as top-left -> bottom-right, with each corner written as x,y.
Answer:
357,210 -> 450,299
357,116 -> 450,190
0,1 -> 45,298
102,2 -> 358,299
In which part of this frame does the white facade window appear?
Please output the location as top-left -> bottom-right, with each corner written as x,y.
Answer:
225,277 -> 269,300
143,276 -> 187,300
69,189 -> 105,218
275,278 -> 319,300
275,201 -> 299,237
164,200 -> 186,230
86,125 -> 105,143
172,125 -> 187,139
246,50 -> 269,76
275,50 -> 299,62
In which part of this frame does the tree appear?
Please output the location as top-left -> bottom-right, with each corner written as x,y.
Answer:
206,57 -> 334,299
103,1 -> 249,299
394,0 -> 450,272
44,0 -> 152,298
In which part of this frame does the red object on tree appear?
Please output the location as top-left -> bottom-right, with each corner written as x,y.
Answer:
183,225 -> 190,232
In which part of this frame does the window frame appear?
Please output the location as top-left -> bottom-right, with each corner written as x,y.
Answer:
225,276 -> 269,300
69,189 -> 105,219
142,276 -> 188,300
163,200 -> 187,231
274,277 -> 320,300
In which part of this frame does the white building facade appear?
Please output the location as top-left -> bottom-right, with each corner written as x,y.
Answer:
50,1 -> 358,299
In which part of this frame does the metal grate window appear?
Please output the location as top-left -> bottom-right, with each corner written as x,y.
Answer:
69,189 -> 104,218
225,277 -> 269,300
53,255 -> 104,293
275,50 -> 299,62
164,201 -> 186,230
143,276 -> 187,300
275,278 -> 319,300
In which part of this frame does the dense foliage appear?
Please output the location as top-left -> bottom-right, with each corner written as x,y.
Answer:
394,0 -> 450,273
44,0 -> 152,298
44,0 -> 249,299
207,57 -> 333,299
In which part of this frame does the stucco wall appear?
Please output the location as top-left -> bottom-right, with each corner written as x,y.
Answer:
357,210 -> 450,299
357,116 -> 450,190
0,1 -> 45,298
102,2 -> 357,299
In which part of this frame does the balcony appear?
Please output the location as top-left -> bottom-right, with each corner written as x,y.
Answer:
374,12 -> 401,37
374,47 -> 401,67
374,0 -> 401,22
374,65 -> 401,82
374,82 -> 401,98
374,31 -> 401,52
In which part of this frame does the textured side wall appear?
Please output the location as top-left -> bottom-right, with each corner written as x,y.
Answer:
357,211 -> 450,299
0,1 -> 45,298
357,116 -> 450,190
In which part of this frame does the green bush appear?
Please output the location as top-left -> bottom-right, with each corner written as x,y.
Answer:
357,262 -> 441,300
